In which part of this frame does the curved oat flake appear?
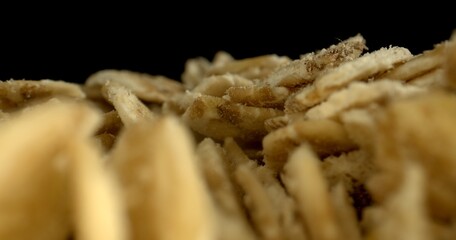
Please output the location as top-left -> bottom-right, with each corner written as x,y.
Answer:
378,41 -> 447,81
224,85 -> 290,108
266,34 -> 366,87
263,118 -> 357,172
0,79 -> 85,112
182,95 -> 283,144
304,80 -> 426,120
205,54 -> 291,81
192,73 -> 253,97
85,69 -> 184,103
285,46 -> 413,113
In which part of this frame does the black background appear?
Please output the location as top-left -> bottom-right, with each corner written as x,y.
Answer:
1,7 -> 454,84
